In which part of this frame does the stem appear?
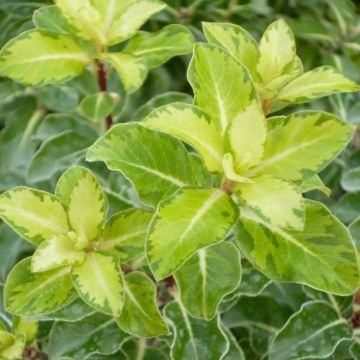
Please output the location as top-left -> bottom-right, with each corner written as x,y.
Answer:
96,60 -> 114,130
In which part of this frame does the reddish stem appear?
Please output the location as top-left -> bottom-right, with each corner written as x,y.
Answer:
96,61 -> 113,130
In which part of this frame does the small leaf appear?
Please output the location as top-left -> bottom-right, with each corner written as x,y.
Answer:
72,252 -> 124,316
0,334 -> 25,360
57,166 -> 107,245
175,242 -> 241,320
5,258 -> 75,316
143,102 -> 224,173
247,111 -> 354,181
269,301 -> 352,360
341,167 -> 360,192
100,53 -> 148,94
349,216 -> 360,249
13,317 -> 38,344
147,187 -> 239,280
0,30 -> 90,86
117,272 -> 169,338
0,331 -> 15,351
80,91 -> 117,123
277,66 -> 360,103
99,208 -> 153,261
222,326 -> 245,360
236,200 -> 360,295
123,24 -> 194,68
0,187 -> 69,245
300,174 -> 331,196
86,123 -> 209,207
188,43 -> 256,135
236,175 -> 305,230
164,300 -> 229,360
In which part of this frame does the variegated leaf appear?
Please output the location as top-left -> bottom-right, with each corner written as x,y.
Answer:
72,252 -> 124,316
13,317 -> 38,344
0,331 -> 15,351
300,174 -> 331,196
0,334 -> 25,360
0,187 -> 69,245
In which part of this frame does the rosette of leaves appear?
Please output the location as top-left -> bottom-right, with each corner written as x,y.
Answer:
0,166 -> 170,339
87,20 -> 360,325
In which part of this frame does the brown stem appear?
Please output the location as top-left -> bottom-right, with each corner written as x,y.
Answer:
96,60 -> 113,130
349,290 -> 360,328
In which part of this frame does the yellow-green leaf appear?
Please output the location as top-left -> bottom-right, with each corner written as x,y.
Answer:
0,331 -> 15,351
0,335 -> 25,360
13,317 -> 38,345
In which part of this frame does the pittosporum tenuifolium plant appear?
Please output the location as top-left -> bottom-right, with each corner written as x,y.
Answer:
1,2 -> 360,359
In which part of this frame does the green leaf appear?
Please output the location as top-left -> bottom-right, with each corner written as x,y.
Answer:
333,192 -> 360,224
341,167 -> 360,192
57,166 -> 107,246
147,187 -> 238,280
86,123 -> 209,207
48,313 -> 127,360
0,30 -> 90,86
269,301 -> 353,360
123,24 -> 194,68
188,43 -> 256,135
257,19 -> 298,85
143,102 -> 224,173
72,252 -> 124,316
100,53 -> 148,94
203,22 -> 260,80
31,234 -> 86,273
40,85 -> 79,113
13,317 -> 38,344
164,300 -> 229,360
299,174 -> 331,196
222,327 -> 245,360
277,66 -> 360,104
236,200 -> 360,295
98,208 -> 153,261
79,91 -> 117,123
247,111 -> 354,181
117,272 -> 169,338
0,334 -> 25,360
175,242 -> 241,320
0,331 -> 15,351
236,175 -> 305,230
349,216 -> 360,250
4,258 -> 75,316
0,187 -> 69,245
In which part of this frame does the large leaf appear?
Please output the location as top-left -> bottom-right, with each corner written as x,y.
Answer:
0,187 -> 69,245
86,123 -> 208,207
269,301 -> 353,360
57,167 -> 107,246
0,30 -> 90,86
48,313 -> 127,360
123,24 -> 194,68
147,187 -> 239,280
277,66 -> 360,104
117,272 -> 169,338
236,200 -> 360,295
4,258 -> 75,316
71,252 -> 124,316
188,43 -> 256,135
236,175 -> 305,230
175,242 -> 241,320
143,102 -> 224,173
203,22 -> 259,80
247,111 -> 354,181
164,300 -> 229,360
98,208 -> 152,261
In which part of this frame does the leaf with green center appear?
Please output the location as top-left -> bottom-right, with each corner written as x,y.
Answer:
188,43 -> 257,135
299,174 -> 331,196
203,22 -> 260,80
100,53 -> 148,94
247,111 -> 354,181
269,301 -> 352,360
99,209 -> 153,261
57,167 -> 107,247
0,30 -> 90,86
174,242 -> 241,320
143,102 -> 224,173
236,175 -> 305,230
164,299 -> 229,360
256,19 -> 298,85
13,317 -> 38,344
236,199 -> 360,295
117,272 -> 169,338
147,187 -> 239,280
0,334 -> 25,360
225,100 -> 266,173
123,24 -> 194,68
71,252 -> 124,316
86,123 -> 209,207
80,92 -> 117,123
0,187 -> 69,245
31,234 -> 86,273
48,313 -> 127,360
4,258 -> 76,316
276,66 -> 360,104
0,331 -> 15,351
